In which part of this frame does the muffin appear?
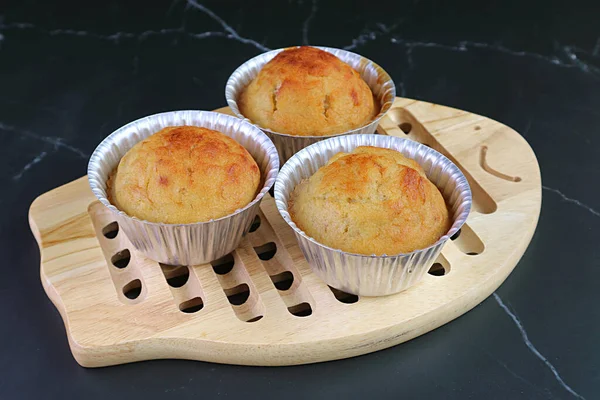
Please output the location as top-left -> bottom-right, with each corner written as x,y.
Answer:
109,125 -> 261,224
289,146 -> 450,255
239,46 -> 378,137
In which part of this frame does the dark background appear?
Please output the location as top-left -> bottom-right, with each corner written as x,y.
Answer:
1,0 -> 598,398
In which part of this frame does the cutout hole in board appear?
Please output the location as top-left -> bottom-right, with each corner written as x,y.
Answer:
249,215 -> 261,233
102,221 -> 119,239
288,302 -> 312,317
428,254 -> 452,277
225,283 -> 250,306
211,253 -> 235,275
452,224 -> 484,255
270,271 -> 294,291
179,297 -> 204,313
254,242 -> 277,261
329,286 -> 359,304
111,249 -> 131,269
159,264 -> 190,288
123,279 -> 142,300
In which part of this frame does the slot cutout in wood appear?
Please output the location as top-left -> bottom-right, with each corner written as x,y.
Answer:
428,254 -> 451,276
450,229 -> 461,241
248,211 -> 316,317
270,271 -> 294,291
249,215 -> 261,233
480,146 -> 522,182
386,107 -> 498,215
123,279 -> 142,300
329,286 -> 359,304
179,297 -> 204,313
225,283 -> 250,306
428,263 -> 445,276
111,249 -> 131,269
211,253 -> 235,275
212,250 -> 265,323
399,122 -> 412,134
159,264 -> 190,288
102,222 -> 119,239
88,202 -> 146,304
158,263 -> 205,315
452,224 -> 484,255
254,242 -> 277,261
288,302 -> 312,317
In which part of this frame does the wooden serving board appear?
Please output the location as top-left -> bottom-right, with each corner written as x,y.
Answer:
29,97 -> 541,367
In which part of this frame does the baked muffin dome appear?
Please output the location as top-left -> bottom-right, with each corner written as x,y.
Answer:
109,126 -> 260,224
239,46 -> 377,136
289,146 -> 450,255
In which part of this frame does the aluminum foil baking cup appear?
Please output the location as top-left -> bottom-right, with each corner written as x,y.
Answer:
275,134 -> 472,296
225,46 -> 396,164
88,111 -> 279,266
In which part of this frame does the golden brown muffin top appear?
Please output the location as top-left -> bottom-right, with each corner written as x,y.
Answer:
109,126 -> 260,224
239,46 -> 377,136
289,146 -> 450,255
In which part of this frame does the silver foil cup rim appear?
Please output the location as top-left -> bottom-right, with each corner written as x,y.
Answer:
274,134 -> 472,258
225,46 -> 396,139
88,110 -> 280,228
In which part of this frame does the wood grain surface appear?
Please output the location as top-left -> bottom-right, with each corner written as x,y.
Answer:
29,97 -> 541,367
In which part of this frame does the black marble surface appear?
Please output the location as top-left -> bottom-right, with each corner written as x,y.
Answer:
1,0 -> 599,399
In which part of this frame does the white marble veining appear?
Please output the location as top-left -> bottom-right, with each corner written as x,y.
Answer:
561,45 -> 600,75
542,185 -> 600,218
0,1 -> 271,51
185,0 -> 270,51
0,21 -> 188,43
1,3 -> 598,84
0,2 -> 597,397
302,0 -> 318,45
0,122 -> 87,158
493,293 -> 585,399
396,80 -> 407,97
13,151 -> 47,180
390,38 -> 600,78
479,347 -> 552,397
187,31 -> 227,40
344,22 -> 399,51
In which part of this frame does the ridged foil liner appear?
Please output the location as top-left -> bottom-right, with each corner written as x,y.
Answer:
275,134 -> 472,296
225,46 -> 396,164
88,111 -> 279,266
